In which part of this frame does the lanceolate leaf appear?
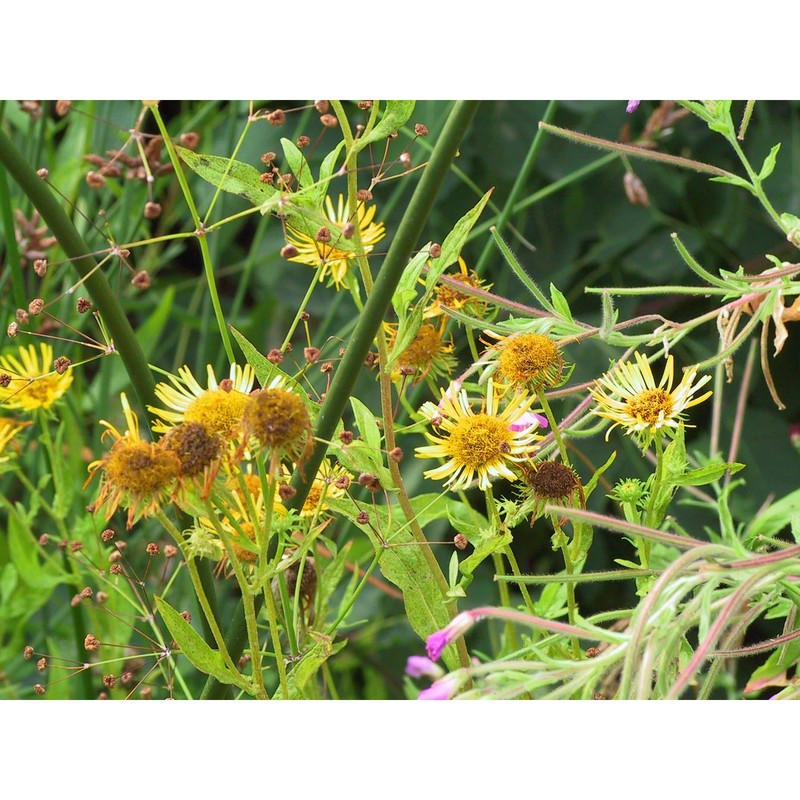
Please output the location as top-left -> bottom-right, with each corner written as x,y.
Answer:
155,595 -> 248,691
356,101 -> 416,150
176,146 -> 278,206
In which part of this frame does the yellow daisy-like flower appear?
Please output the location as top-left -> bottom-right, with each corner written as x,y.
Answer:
0,417 -> 30,463
384,319 -> 457,385
87,393 -> 179,529
299,458 -> 350,518
148,363 -> 256,442
415,379 -> 543,492
590,353 -> 712,441
481,330 -> 566,391
423,257 -> 493,320
285,194 -> 386,289
0,342 -> 73,411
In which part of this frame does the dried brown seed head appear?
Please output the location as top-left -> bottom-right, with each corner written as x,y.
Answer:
70,541 -> 83,553
180,610 -> 192,623
342,222 -> 355,239
320,362 -> 333,374
36,657 -> 47,672
260,172 -> 275,184
86,171 -> 106,188
80,587 -> 93,599
454,533 -> 468,550
357,472 -> 381,493
38,534 -> 50,546
278,483 -> 297,501
110,563 -> 122,574
389,447 -> 404,463
84,634 -> 100,651
163,544 -> 178,558
261,152 -> 277,164
399,152 -> 412,168
281,244 -> 299,259
33,258 -> 48,277
76,297 -> 92,313
429,243 -> 442,258
101,529 -> 115,542
334,474 -> 350,489
28,299 -> 44,315
54,356 -> 71,375
267,348 -> 284,364
34,684 -> 45,695
180,132 -> 200,149
36,168 -> 49,179
357,101 -> 372,110
356,189 -> 373,202
585,646 -> 601,659
356,511 -> 369,524
296,135 -> 311,148
314,100 -> 329,114
267,109 -> 286,126
96,591 -> 108,604
320,114 -> 338,128
103,674 -> 116,688
339,430 -> 354,445
144,201 -> 162,219
132,270 -> 151,290
414,123 -> 429,137
15,309 -> 29,325
316,226 -> 332,243
279,173 -> 294,189
304,347 -> 320,364
146,543 -> 160,556
6,323 -> 18,339
24,646 -> 34,660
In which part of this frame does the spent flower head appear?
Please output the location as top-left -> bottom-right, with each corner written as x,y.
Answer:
481,330 -> 568,391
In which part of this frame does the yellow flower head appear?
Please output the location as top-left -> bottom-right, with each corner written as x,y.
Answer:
148,363 -> 256,442
0,342 -> 73,411
590,353 -> 712,442
87,393 -> 179,529
285,195 -> 386,289
384,319 -> 457,385
415,379 -> 543,492
0,417 -> 30,463
424,257 -> 493,321
299,458 -> 350,518
481,330 -> 566,391
243,378 -> 312,463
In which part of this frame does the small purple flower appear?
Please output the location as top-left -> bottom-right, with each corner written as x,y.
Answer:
405,655 -> 444,680
418,674 -> 461,700
626,100 -> 641,114
508,411 -> 548,432
425,611 -> 475,661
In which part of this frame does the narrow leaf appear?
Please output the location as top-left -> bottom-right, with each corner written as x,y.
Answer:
357,101 -> 415,150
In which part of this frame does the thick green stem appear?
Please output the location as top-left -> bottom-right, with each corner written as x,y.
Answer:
200,100 -> 480,698
0,127 -> 156,417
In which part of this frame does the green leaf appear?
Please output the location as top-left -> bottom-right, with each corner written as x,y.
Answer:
356,101 -> 415,150
325,496 -> 458,670
273,634 -> 347,699
745,487 -> 800,544
436,188 -> 494,271
280,137 -> 314,191
457,524 -> 512,592
8,508 -> 67,590
549,283 -> 574,322
176,145 -> 277,207
314,140 -> 346,207
758,143 -> 781,182
673,462 -> 744,486
710,174 -> 757,196
155,595 -> 247,690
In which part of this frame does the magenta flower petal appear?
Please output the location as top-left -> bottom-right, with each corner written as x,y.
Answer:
508,411 -> 547,432
626,100 -> 641,114
406,655 -> 444,680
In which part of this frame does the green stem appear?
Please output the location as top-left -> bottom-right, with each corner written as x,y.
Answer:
148,104 -> 235,364
201,100 -> 481,698
552,516 -> 581,659
537,388 -> 570,467
0,127 -> 156,418
263,585 -> 290,698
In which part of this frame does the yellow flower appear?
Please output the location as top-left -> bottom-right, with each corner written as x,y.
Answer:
384,319 -> 457,385
0,417 -> 30,463
243,379 -> 312,464
590,353 -> 712,441
285,195 -> 386,289
0,342 -> 73,411
148,363 -> 256,442
299,458 -> 350,518
481,330 -> 566,391
87,393 -> 179,529
424,257 -> 493,320
415,379 -> 543,491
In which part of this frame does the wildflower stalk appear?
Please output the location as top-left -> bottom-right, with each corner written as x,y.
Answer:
536,389 -> 570,467
148,103 -> 236,364
262,585 -> 290,697
0,127 -> 157,417
201,100 -> 480,697
552,514 -> 581,659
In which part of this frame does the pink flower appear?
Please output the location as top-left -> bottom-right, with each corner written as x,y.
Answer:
405,656 -> 444,680
418,674 -> 462,700
426,611 -> 475,661
626,100 -> 641,114
508,411 -> 547,432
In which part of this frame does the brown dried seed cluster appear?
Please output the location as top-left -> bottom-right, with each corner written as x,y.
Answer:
296,135 -> 311,148
76,297 -> 92,313
163,544 -> 178,559
54,357 -> 71,375
84,634 -> 100,651
356,511 -> 369,524
146,543 -> 160,556
131,270 -> 151,290
454,533 -> 468,550
101,528 -> 115,542
527,460 -> 581,501
267,348 -> 284,364
357,472 -> 381,493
